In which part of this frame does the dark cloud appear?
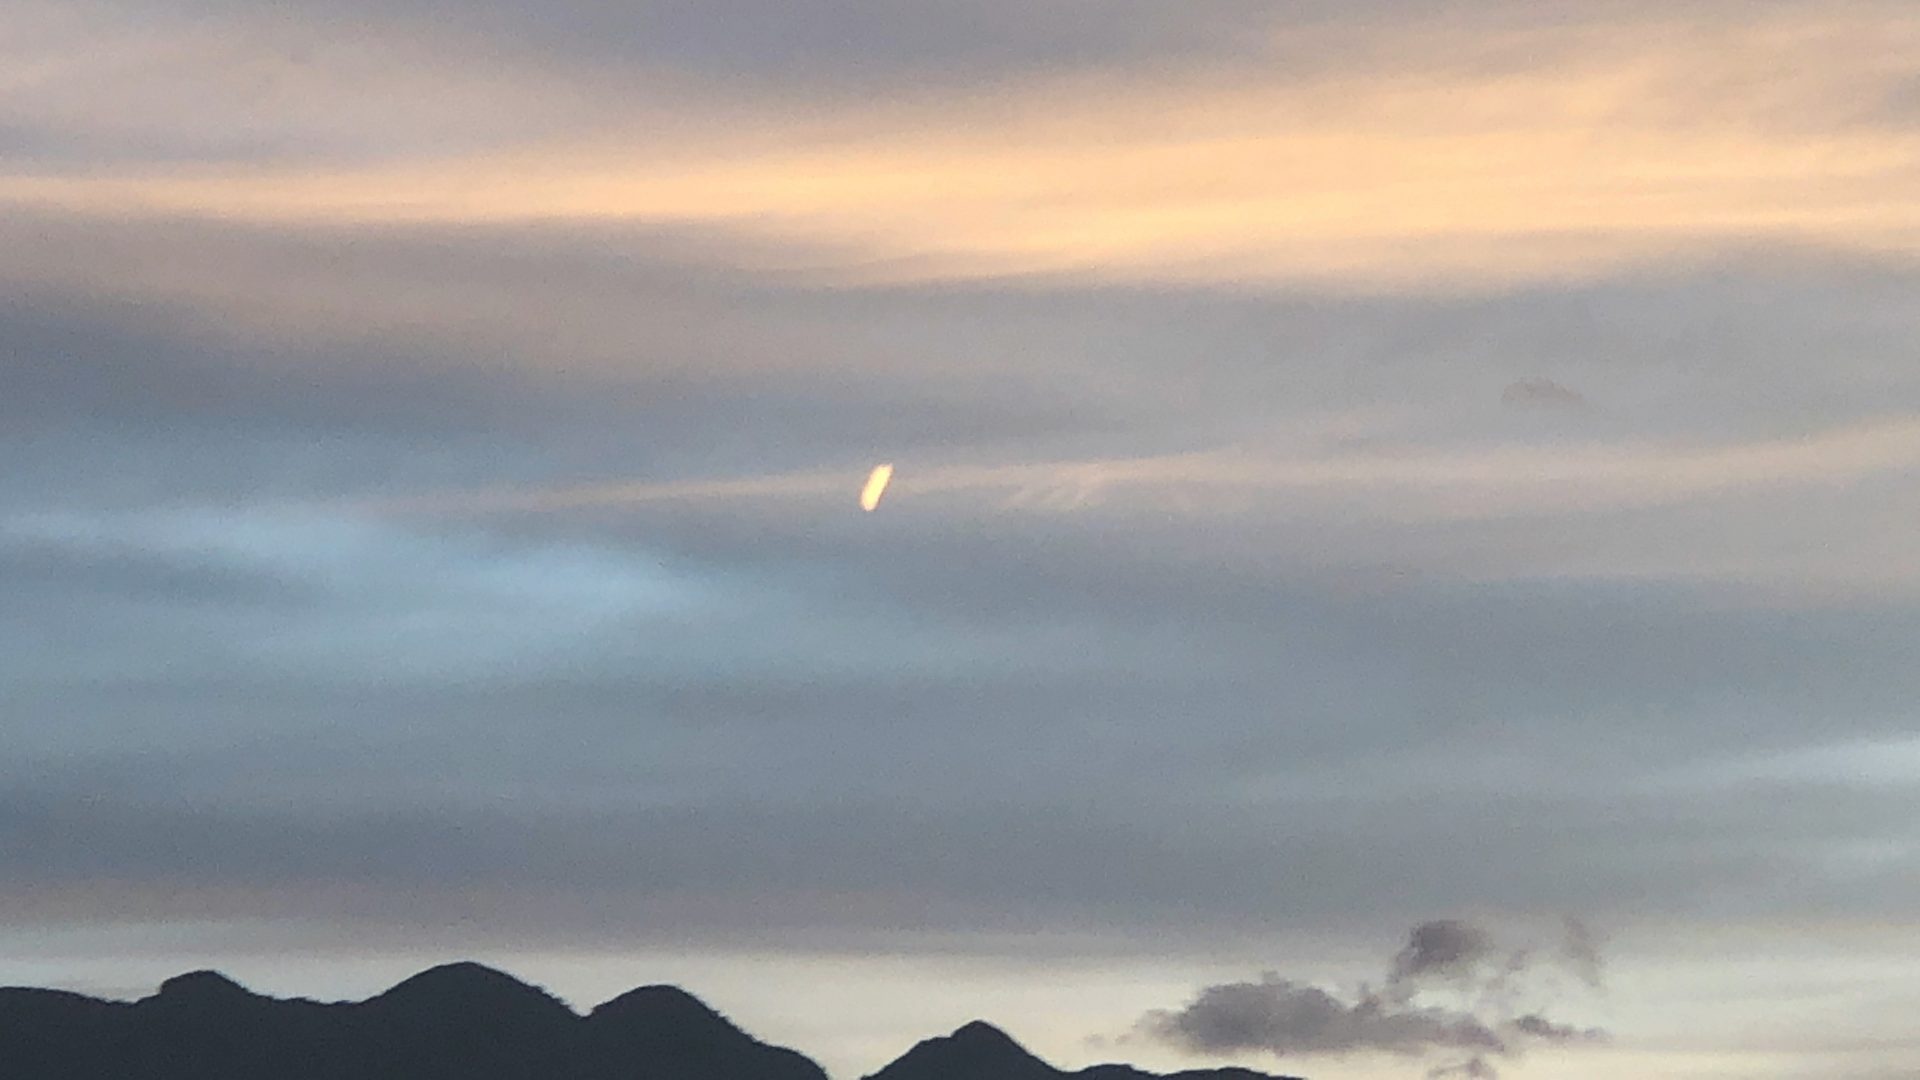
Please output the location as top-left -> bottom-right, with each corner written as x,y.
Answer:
1509,1013 -> 1604,1041
0,212 -> 1123,480
1425,1060 -> 1496,1079
1389,921 -> 1497,987
1140,977 -> 1503,1057
1138,921 -> 1607,1078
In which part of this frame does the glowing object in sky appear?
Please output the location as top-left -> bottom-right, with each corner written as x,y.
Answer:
860,464 -> 894,511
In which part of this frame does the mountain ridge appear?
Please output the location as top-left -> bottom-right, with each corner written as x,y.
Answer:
0,963 -> 1304,1080
866,1020 -> 1304,1080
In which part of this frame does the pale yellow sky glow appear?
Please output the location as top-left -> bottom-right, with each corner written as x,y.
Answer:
7,11 -> 1920,287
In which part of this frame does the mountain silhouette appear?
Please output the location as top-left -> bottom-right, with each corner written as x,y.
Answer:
865,1021 -> 1303,1080
0,965 -> 1304,1080
0,962 -> 828,1080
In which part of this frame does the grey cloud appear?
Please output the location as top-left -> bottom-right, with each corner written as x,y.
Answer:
1139,977 -> 1504,1057
0,294 -> 526,437
1388,920 -> 1497,987
13,212 -> 1920,468
10,632 -> 1920,946
1509,1014 -> 1604,1041
11,493 -> 1920,945
0,213 -> 1118,478
588,508 -> 1920,766
7,208 -> 1920,1004
24,491 -> 1920,775
12,210 -> 1920,459
0,528 -> 313,610
0,288 -> 1088,455
82,0 -> 1906,103
0,790 -> 1389,948
104,0 -> 1290,92
1138,921 -> 1606,1078
1425,1060 -> 1496,1079
1559,918 -> 1604,990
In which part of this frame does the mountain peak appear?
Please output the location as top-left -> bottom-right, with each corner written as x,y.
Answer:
586,983 -> 756,1052
592,983 -> 729,1021
866,1018 -> 1057,1080
154,970 -> 253,1002
595,982 -> 713,1010
370,961 -> 575,1019
389,960 -> 517,987
949,1020 -> 1023,1048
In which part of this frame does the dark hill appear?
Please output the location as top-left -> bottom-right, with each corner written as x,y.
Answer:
0,966 -> 1304,1080
0,963 -> 825,1080
585,985 -> 829,1080
868,1021 -> 1057,1080
865,1021 -> 1304,1080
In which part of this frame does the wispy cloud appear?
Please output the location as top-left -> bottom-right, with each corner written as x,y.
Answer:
350,416 -> 1920,525
7,8 -> 1920,287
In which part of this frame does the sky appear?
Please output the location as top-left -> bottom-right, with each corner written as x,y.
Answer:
5,1 -> 1920,1077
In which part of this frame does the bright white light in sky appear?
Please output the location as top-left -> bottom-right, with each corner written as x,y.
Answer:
860,464 -> 894,512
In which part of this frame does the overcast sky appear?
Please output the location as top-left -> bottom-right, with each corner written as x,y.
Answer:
7,1 -> 1920,1077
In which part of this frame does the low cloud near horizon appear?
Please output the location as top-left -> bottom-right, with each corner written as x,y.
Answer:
1137,920 -> 1607,1078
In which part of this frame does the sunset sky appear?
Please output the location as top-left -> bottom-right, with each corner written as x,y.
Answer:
7,1 -> 1920,1077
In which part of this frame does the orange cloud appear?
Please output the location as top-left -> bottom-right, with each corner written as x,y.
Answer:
6,9 -> 1920,287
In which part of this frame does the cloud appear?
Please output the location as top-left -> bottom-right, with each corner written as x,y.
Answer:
1500,378 -> 1590,411
1559,918 -> 1605,990
1139,977 -> 1505,1057
1137,921 -> 1607,1077
7,6 -> 1920,1077
1389,920 -> 1498,988
200,0 -> 1289,92
1509,1013 -> 1604,1041
10,7 -> 1920,288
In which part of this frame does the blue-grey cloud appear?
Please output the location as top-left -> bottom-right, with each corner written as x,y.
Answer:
81,0 -> 1288,92
7,206 -> 1920,967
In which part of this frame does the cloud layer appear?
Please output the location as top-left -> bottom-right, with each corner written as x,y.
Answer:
8,3 -> 1920,1078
